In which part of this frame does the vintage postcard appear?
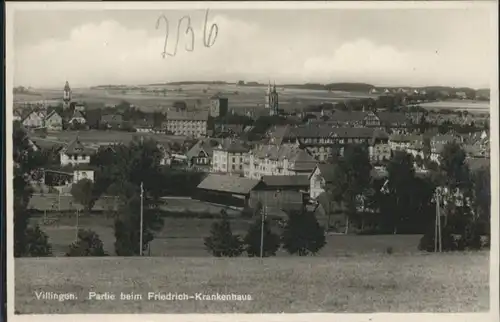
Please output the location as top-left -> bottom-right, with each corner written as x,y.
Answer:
5,1 -> 499,321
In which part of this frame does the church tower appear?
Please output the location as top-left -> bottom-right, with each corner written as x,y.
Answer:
63,81 -> 72,109
264,80 -> 271,109
269,81 -> 279,116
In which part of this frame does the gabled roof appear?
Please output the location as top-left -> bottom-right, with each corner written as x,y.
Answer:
63,137 -> 95,155
215,139 -> 249,153
252,144 -> 315,163
13,109 -> 23,118
268,125 -> 290,145
45,109 -> 62,120
71,110 -> 86,119
197,174 -> 260,194
185,140 -> 215,159
30,138 -> 64,151
310,164 -> 336,182
21,109 -> 45,121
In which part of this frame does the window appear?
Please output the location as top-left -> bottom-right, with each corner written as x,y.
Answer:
232,164 -> 235,170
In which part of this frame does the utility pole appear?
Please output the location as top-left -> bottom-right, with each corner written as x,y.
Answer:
139,135 -> 145,256
75,208 -> 79,243
437,193 -> 442,253
260,205 -> 266,258
434,192 -> 443,253
434,192 -> 438,252
139,181 -> 144,256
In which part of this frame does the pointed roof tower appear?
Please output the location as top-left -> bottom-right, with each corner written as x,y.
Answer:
64,81 -> 71,92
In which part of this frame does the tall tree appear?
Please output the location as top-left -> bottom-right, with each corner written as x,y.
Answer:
70,178 -> 95,215
282,211 -> 326,256
204,210 -> 244,257
325,144 -> 372,233
243,218 -> 281,257
439,142 -> 471,190
112,138 -> 165,256
471,165 -> 490,235
383,151 -> 415,234
13,124 -> 51,257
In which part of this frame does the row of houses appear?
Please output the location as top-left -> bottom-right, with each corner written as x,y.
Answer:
184,126 -> 490,175
16,106 -> 211,137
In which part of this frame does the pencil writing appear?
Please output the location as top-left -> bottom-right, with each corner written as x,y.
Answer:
155,9 -> 219,59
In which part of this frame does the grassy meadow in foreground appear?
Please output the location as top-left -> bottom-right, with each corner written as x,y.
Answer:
29,215 -> 423,257
15,252 -> 489,314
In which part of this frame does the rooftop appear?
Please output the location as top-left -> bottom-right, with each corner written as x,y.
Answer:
63,137 -> 96,155
215,139 -> 250,153
197,174 -> 260,195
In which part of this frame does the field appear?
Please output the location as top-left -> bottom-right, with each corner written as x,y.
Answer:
30,210 -> 424,257
15,84 -> 378,112
15,252 -> 489,313
419,100 -> 490,114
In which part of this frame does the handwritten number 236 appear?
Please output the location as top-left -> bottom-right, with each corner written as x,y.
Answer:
156,9 -> 219,58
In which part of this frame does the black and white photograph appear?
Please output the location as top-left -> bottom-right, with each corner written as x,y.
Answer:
6,1 -> 499,318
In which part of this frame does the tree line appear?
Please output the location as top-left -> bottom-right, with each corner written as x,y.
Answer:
321,143 -> 490,251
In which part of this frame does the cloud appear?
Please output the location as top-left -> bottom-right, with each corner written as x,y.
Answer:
14,15 -> 491,88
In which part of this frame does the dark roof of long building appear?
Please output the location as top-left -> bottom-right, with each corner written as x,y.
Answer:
197,174 -> 260,194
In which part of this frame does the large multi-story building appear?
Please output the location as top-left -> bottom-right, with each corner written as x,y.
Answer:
271,125 -> 390,163
314,111 -> 409,131
209,95 -> 229,118
244,143 -> 317,179
388,134 -> 424,151
163,111 -> 209,137
212,139 -> 250,175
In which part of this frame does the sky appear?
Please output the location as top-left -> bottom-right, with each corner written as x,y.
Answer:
12,6 -> 495,89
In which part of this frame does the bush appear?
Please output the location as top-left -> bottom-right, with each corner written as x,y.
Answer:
282,211 -> 326,256
66,229 -> 107,257
204,210 -> 243,257
243,219 -> 281,257
24,225 -> 52,257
